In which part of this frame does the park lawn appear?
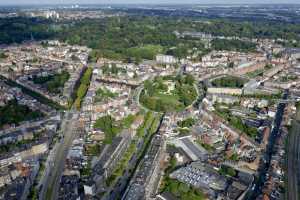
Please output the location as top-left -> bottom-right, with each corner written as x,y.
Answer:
153,93 -> 185,111
154,92 -> 181,105
141,75 -> 197,112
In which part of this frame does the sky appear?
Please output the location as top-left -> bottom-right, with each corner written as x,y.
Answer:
0,0 -> 299,5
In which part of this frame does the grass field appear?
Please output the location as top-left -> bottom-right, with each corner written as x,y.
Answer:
154,92 -> 181,105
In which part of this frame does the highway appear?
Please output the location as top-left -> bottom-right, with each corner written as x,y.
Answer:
40,109 -> 79,200
286,104 -> 300,200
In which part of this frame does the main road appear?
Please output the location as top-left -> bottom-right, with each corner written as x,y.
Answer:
286,103 -> 300,200
40,109 -> 79,200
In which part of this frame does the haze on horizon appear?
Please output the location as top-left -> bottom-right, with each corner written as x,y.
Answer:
0,0 -> 299,5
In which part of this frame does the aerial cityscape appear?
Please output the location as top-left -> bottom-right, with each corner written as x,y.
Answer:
0,1 -> 300,200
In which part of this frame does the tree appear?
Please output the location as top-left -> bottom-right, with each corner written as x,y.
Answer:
74,98 -> 81,110
144,80 -> 155,96
177,117 -> 196,128
73,67 -> 92,110
184,74 -> 195,85
0,99 -> 44,128
77,84 -> 88,98
211,39 -> 256,52
94,115 -> 120,144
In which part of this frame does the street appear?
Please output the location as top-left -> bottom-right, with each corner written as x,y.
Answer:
40,109 -> 78,200
245,90 -> 288,199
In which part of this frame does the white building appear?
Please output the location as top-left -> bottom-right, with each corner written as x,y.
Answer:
156,54 -> 178,64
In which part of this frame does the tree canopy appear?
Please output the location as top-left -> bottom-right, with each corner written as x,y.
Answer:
0,99 -> 44,128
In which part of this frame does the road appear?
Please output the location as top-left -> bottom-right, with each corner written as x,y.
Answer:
40,109 -> 78,200
245,90 -> 288,200
286,104 -> 300,200
135,85 -> 150,112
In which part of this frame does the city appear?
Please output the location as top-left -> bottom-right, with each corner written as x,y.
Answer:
0,2 -> 300,200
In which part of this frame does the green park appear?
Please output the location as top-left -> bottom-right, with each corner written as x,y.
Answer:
140,74 -> 198,112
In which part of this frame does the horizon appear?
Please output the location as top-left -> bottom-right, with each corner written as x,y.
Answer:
1,3 -> 300,6
1,0 -> 300,6
0,0 -> 299,199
